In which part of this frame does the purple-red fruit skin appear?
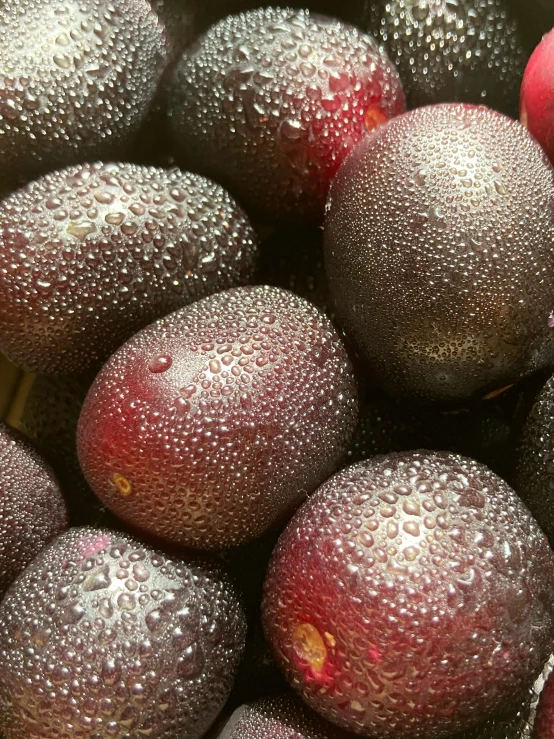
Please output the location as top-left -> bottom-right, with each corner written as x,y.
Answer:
0,526 -> 246,739
216,694 -> 354,738
535,670 -> 554,738
521,28 -> 554,166
77,285 -> 359,549
0,422 -> 68,595
0,0 -> 170,195
169,7 -> 405,224
0,162 -> 258,375
262,451 -> 554,739
365,0 -> 526,116
324,103 -> 554,404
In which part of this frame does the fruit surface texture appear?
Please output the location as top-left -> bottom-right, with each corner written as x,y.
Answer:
262,451 -> 554,738
77,285 -> 359,549
324,103 -> 554,404
169,7 -> 405,224
0,527 -> 246,739
0,162 -> 258,375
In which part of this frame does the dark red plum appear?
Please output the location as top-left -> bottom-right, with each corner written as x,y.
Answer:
0,0 -> 169,196
215,694 -> 355,738
0,526 -> 246,739
0,162 -> 258,375
262,451 -> 554,738
520,29 -> 554,166
0,423 -> 68,595
77,286 -> 359,549
514,373 -> 554,547
168,7 -> 405,225
324,103 -> 554,405
363,0 -> 526,116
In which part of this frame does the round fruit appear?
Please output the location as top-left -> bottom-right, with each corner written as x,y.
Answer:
324,103 -> 554,404
514,372 -> 554,546
364,0 -> 526,115
215,694 -> 353,738
0,526 -> 246,739
521,28 -> 554,166
0,162 -> 258,375
262,451 -> 554,738
0,0 -> 170,196
77,285 -> 359,549
168,7 -> 405,224
0,423 -> 68,595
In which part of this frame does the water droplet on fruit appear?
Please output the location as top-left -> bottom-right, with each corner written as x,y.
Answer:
149,354 -> 172,373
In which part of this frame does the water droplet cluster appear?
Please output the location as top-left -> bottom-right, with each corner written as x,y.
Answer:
514,373 -> 554,548
363,0 -> 526,115
0,423 -> 68,595
0,0 -> 170,195
0,162 -> 258,375
168,7 -> 405,224
324,103 -> 554,404
77,285 -> 359,549
262,451 -> 554,738
0,526 -> 246,739
217,694 -> 351,738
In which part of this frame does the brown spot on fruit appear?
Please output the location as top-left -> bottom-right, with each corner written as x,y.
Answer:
112,473 -> 132,497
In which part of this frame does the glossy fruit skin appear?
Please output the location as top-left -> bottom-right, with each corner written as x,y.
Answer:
534,662 -> 554,738
215,694 -> 354,738
168,7 -> 405,225
0,162 -> 258,375
520,29 -> 554,166
77,285 -> 359,549
262,451 -> 554,739
363,0 -> 526,116
0,423 -> 68,595
0,526 -> 246,739
0,0 -> 170,196
514,373 -> 554,547
324,103 -> 554,405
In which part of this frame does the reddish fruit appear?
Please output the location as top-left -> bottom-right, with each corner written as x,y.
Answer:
77,286 -> 359,549
168,7 -> 405,224
521,28 -> 554,165
262,452 -> 554,738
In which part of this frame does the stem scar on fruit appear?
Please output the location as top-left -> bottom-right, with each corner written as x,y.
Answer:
293,622 -> 329,674
364,105 -> 388,133
112,472 -> 132,497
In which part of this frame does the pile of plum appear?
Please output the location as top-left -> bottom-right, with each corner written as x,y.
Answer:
3,0 -> 554,737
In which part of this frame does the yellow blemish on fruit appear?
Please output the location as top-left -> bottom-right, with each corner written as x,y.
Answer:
293,623 -> 327,672
324,632 -> 336,648
66,221 -> 97,240
364,105 -> 388,134
112,473 -> 132,497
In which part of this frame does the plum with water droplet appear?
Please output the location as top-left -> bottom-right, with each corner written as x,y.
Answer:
0,162 -> 258,375
0,0 -> 170,196
363,0 -> 526,116
213,693 -> 355,738
168,7 -> 405,224
0,526 -> 246,739
520,28 -> 554,166
324,103 -> 554,405
262,451 -> 554,738
0,423 -> 68,595
77,285 -> 359,549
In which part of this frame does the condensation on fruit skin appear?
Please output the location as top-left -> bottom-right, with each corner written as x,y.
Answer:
0,0 -> 170,195
514,373 -> 554,548
77,285 -> 359,550
0,526 -> 246,739
364,0 -> 526,116
262,451 -> 554,739
0,161 -> 258,375
0,423 -> 68,595
168,7 -> 405,225
324,103 -> 554,405
215,694 -> 353,738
